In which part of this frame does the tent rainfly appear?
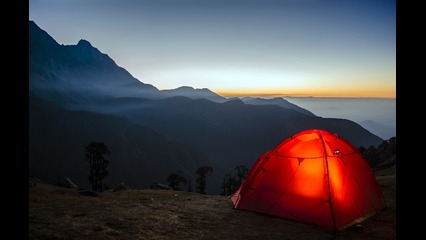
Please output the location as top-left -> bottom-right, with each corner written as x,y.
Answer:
231,129 -> 385,231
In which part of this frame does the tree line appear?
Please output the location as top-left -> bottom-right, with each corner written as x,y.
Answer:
164,165 -> 249,196
84,136 -> 395,194
358,136 -> 396,169
84,141 -> 218,194
165,166 -> 214,194
84,140 -> 248,195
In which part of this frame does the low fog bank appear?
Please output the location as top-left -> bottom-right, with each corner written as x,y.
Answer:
284,97 -> 396,140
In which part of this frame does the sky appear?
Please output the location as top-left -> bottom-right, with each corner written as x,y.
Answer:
29,0 -> 396,98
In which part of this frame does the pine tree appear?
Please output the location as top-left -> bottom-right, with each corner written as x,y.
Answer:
166,172 -> 188,190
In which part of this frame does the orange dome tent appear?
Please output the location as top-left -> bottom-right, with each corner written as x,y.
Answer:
231,129 -> 385,231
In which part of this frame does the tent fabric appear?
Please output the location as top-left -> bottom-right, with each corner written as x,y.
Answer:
231,129 -> 385,231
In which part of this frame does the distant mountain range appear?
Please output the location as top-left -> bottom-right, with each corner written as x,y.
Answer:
29,20 -> 383,194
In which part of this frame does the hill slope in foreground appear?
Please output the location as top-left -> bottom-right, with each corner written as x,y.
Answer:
29,166 -> 395,240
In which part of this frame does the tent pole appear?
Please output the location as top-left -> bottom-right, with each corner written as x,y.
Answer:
319,132 -> 337,231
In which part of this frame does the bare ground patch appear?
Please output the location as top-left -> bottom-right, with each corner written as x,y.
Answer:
29,168 -> 395,240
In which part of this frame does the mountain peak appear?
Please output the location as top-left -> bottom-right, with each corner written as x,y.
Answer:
29,21 -> 158,96
176,86 -> 194,90
77,39 -> 93,48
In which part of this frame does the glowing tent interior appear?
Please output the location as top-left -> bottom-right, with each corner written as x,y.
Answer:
231,129 -> 385,231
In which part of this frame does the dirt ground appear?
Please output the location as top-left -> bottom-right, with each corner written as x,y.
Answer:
29,166 -> 395,240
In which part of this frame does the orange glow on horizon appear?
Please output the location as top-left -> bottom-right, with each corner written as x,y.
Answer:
214,88 -> 396,99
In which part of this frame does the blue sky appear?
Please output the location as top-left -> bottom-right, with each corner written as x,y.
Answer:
29,0 -> 396,98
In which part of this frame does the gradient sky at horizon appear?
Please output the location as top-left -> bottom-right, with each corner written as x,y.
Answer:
29,0 -> 396,98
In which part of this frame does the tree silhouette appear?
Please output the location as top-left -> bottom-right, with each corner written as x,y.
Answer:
358,146 -> 366,156
86,141 -> 110,192
195,166 -> 213,194
221,165 -> 249,196
376,137 -> 396,166
234,165 -> 249,186
221,173 -> 237,196
166,172 -> 188,190
221,173 -> 229,196
358,136 -> 396,169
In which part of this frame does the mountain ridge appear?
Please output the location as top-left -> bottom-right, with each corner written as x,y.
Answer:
29,20 -> 385,194
29,20 -> 315,115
